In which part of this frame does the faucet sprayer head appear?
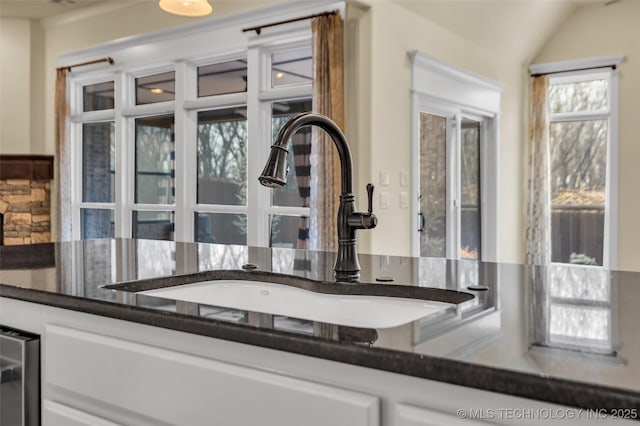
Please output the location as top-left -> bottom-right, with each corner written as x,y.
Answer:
258,145 -> 289,188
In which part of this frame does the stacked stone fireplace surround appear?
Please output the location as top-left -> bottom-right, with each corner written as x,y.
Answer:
0,155 -> 54,245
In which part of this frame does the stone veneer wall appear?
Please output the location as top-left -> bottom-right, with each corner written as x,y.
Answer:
0,179 -> 51,245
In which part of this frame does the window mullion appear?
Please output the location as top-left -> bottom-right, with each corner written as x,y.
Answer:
173,60 -> 193,242
446,114 -> 461,259
246,46 -> 269,247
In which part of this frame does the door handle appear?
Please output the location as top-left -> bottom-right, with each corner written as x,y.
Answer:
417,212 -> 426,233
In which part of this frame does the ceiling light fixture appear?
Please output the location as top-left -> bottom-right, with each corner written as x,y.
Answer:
158,0 -> 213,17
150,88 -> 164,94
275,72 -> 284,79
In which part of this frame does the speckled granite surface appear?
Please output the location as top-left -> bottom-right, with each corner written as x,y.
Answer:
1,239 -> 639,412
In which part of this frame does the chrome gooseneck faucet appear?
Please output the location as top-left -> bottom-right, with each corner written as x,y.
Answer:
259,112 -> 377,282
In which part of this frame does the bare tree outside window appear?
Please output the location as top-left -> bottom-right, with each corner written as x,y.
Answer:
549,79 -> 608,265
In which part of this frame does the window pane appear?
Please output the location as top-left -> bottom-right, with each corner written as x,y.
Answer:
550,120 -> 607,265
81,208 -> 114,239
198,60 -> 247,97
460,118 -> 481,260
135,115 -> 174,204
549,79 -> 607,114
419,112 -> 447,258
270,215 -> 308,249
271,47 -> 312,87
194,212 -> 246,245
197,108 -> 247,205
83,81 -> 114,111
133,211 -> 174,241
136,71 -> 175,104
272,99 -> 313,208
83,122 -> 115,203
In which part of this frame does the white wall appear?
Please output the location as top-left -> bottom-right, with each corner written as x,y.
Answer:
534,1 -> 640,272
0,19 -> 33,153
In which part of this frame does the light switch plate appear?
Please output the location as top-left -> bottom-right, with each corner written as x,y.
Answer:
380,192 -> 390,209
379,170 -> 390,186
400,192 -> 409,208
400,171 -> 409,187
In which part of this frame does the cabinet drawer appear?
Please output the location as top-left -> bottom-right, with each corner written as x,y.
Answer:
395,403 -> 492,426
45,325 -> 379,426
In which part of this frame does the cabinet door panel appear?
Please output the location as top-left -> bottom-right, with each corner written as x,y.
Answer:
43,400 -> 122,426
45,325 -> 379,426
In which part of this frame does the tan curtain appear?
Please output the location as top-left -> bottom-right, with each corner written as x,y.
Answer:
310,13 -> 344,252
55,68 -> 72,241
526,75 -> 551,264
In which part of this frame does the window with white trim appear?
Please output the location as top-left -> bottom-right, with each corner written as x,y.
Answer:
409,51 -> 500,263
70,14 -> 319,247
548,69 -> 617,267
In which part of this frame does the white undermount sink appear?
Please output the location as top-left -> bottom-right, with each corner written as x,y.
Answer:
138,280 -> 454,329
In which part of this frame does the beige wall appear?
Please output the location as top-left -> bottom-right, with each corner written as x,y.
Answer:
534,1 -> 640,271
0,19 -> 33,153
358,1 -> 528,261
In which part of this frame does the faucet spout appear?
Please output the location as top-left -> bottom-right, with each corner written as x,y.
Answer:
259,112 -> 377,282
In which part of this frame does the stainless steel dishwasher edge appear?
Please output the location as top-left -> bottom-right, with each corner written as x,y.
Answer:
0,326 -> 40,426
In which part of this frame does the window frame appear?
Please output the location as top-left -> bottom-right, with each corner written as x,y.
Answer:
66,2 -> 344,245
409,51 -> 501,262
547,68 -> 619,269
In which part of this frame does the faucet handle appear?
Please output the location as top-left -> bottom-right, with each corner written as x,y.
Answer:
366,183 -> 374,213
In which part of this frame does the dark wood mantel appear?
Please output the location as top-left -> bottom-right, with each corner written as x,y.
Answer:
0,155 -> 54,180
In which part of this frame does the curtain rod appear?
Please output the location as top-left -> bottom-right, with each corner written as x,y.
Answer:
57,57 -> 114,72
242,10 -> 338,35
530,64 -> 616,77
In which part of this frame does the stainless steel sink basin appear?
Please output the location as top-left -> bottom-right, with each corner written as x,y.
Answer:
138,279 -> 455,329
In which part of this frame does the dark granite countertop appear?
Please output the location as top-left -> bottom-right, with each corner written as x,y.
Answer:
1,239 -> 639,413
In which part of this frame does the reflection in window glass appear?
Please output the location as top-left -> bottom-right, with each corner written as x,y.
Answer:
419,112 -> 447,258
550,305 -> 609,341
197,244 -> 248,271
549,79 -> 607,114
133,211 -> 174,241
81,208 -> 114,240
83,81 -> 114,111
271,47 -> 312,87
197,108 -> 246,205
136,71 -> 175,104
82,240 -> 116,298
199,304 -> 247,323
550,120 -> 607,265
135,115 -> 174,204
135,239 -> 176,279
194,212 -> 246,245
83,122 -> 115,203
549,264 -> 609,301
272,99 -> 312,208
460,118 -> 481,260
270,215 -> 307,249
198,60 -> 247,97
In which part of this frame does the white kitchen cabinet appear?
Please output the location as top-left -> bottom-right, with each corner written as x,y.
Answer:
1,297 -> 627,426
395,403 -> 489,426
45,324 -> 380,426
42,401 -> 122,426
